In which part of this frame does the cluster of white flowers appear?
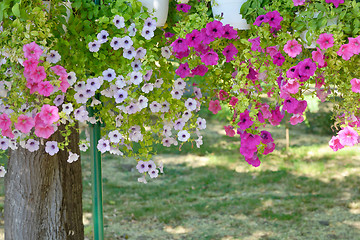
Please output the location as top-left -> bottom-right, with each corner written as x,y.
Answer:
136,160 -> 163,183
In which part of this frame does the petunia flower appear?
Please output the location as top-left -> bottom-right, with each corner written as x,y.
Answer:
283,39 -> 302,58
316,33 -> 334,49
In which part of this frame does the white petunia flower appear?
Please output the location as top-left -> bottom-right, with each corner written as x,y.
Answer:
195,136 -> 203,148
120,36 -> 133,49
135,47 -> 147,60
97,139 -> 110,153
87,77 -> 102,91
53,95 -> 64,106
79,142 -> 89,152
171,89 -> 183,100
138,175 -> 147,184
123,47 -> 136,60
148,169 -> 159,178
136,160 -> 149,173
146,160 -> 156,171
103,68 -> 116,82
67,152 -> 79,163
163,125 -> 172,137
131,60 -> 142,71
141,83 -> 154,93
46,50 -> 61,63
141,27 -> 154,40
115,75 -> 126,88
193,86 -> 202,99
0,166 -> 6,177
196,117 -> 206,130
26,139 -> 39,152
182,110 -> 192,122
67,72 -> 77,86
88,40 -> 101,52
138,95 -> 148,109
154,78 -> 163,88
114,89 -> 128,104
185,98 -> 197,111
160,101 -> 170,113
177,130 -> 190,142
74,90 -> 88,104
74,81 -> 86,92
128,23 -> 137,37
74,106 -> 89,122
174,78 -> 186,90
144,17 -> 157,31
161,46 -> 172,59
8,139 -> 18,150
113,15 -> 125,29
110,37 -> 122,50
109,130 -> 122,143
0,138 -> 8,150
45,141 -> 59,156
125,102 -> 140,114
62,103 -> 73,115
173,119 -> 185,131
97,30 -> 109,43
149,101 -> 161,113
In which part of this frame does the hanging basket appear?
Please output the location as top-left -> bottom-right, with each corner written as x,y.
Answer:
211,0 -> 250,30
138,0 -> 169,27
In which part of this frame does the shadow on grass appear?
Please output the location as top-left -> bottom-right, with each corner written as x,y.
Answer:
82,155 -> 360,240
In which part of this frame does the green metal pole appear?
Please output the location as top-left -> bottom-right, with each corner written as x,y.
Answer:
91,2 -> 103,240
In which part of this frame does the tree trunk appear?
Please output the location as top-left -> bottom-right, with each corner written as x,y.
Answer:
4,124 -> 84,240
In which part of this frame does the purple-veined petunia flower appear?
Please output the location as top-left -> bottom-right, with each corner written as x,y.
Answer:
113,15 -> 125,29
253,15 -> 268,26
265,11 -> 283,29
238,110 -> 253,130
175,63 -> 190,78
297,58 -> 317,77
272,52 -> 285,66
176,4 -> 191,13
144,17 -> 156,32
192,65 -> 208,76
97,30 -> 109,43
201,50 -> 219,66
222,24 -> 237,39
206,20 -> 224,39
222,43 -> 238,62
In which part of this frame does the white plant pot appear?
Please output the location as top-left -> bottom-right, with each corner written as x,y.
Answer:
211,0 -> 250,30
138,0 -> 169,27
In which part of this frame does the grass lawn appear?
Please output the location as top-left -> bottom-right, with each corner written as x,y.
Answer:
81,119 -> 360,240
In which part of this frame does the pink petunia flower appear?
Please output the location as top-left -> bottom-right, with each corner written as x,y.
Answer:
23,59 -> 38,72
269,106 -> 284,126
248,37 -> 262,52
2,127 -> 14,139
238,110 -> 253,130
208,100 -> 221,114
34,124 -> 55,139
0,113 -> 11,130
312,47 -> 325,66
289,113 -> 304,125
38,81 -> 54,97
218,90 -> 229,100
337,44 -> 354,60
201,50 -> 219,66
222,43 -> 238,62
59,75 -> 70,93
349,36 -> 360,55
350,78 -> 360,93
229,97 -> 238,107
338,126 -> 358,146
283,39 -> 302,58
15,115 -> 35,133
23,42 -> 43,60
224,125 -> 235,137
191,65 -> 208,76
329,136 -> 344,151
282,79 -> 299,94
30,66 -> 47,82
38,104 -> 59,125
266,46 -> 279,58
316,33 -> 334,49
51,65 -> 67,76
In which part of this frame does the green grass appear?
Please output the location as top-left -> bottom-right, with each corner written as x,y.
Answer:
81,120 -> 360,239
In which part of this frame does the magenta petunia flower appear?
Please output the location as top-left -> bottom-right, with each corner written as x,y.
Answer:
222,43 -> 238,62
165,32 -> 175,38
263,142 -> 276,155
175,49 -> 190,59
229,97 -> 238,107
245,154 -> 261,167
248,37 -> 262,52
283,39 -> 302,58
282,79 -> 299,94
349,36 -> 360,54
237,110 -> 253,130
201,50 -> 219,66
191,65 -> 208,76
185,29 -> 203,48
337,44 -> 354,60
222,24 -> 237,39
176,4 -> 191,13
272,52 -> 285,66
338,126 -> 358,146
297,58 -> 317,77
15,115 -> 35,134
208,100 -> 221,114
206,20 -> 224,39
266,46 -> 279,58
260,131 -> 274,144
241,132 -> 261,149
175,62 -> 190,78
329,136 -> 344,151
325,0 -> 344,8
170,38 -> 188,53
350,78 -> 360,93
316,33 -> 334,49
269,106 -> 284,126
293,0 -> 305,6
23,42 -> 43,60
253,15 -> 268,26
265,11 -> 283,29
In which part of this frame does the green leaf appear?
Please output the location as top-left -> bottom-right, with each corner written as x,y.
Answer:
12,3 -> 20,18
314,3 -> 326,12
72,1 -> 82,10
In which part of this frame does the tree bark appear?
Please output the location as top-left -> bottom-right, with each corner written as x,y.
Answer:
4,124 -> 84,240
